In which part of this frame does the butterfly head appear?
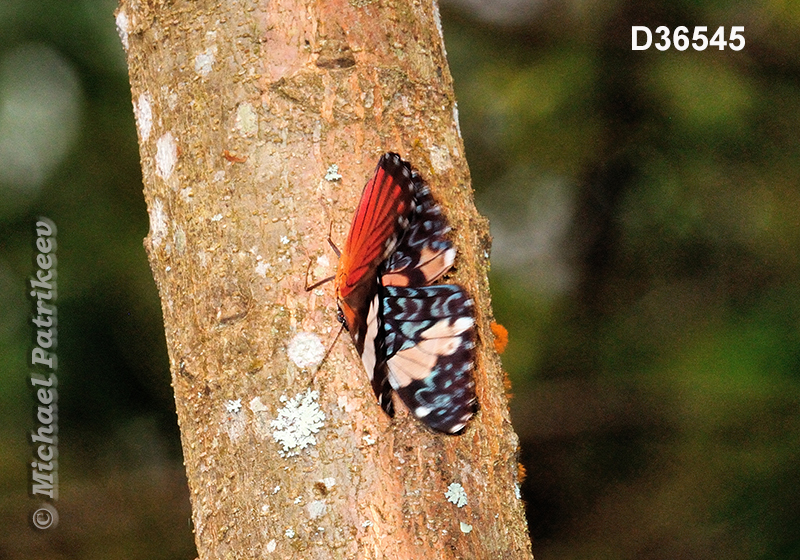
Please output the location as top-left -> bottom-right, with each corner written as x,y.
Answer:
335,303 -> 349,332
333,262 -> 353,332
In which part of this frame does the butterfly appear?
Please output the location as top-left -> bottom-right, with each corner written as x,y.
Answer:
334,152 -> 477,434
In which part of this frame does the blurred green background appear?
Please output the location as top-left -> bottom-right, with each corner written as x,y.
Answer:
1,0 -> 799,558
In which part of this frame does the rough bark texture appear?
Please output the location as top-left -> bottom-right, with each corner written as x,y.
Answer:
117,0 -> 533,557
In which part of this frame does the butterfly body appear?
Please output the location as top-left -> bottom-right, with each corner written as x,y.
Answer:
334,153 -> 477,434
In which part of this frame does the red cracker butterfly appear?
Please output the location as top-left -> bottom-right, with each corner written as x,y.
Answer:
334,152 -> 477,434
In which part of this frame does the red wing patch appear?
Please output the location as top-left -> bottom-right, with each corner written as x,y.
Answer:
335,153 -> 416,354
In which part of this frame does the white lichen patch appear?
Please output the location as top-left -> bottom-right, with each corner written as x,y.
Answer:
115,9 -> 129,51
320,477 -> 336,491
307,500 -> 327,519
284,528 -> 295,538
287,332 -> 325,369
134,93 -> 152,142
271,389 -> 325,457
224,398 -> 247,442
428,144 -> 452,175
324,164 -> 342,181
225,399 -> 242,413
236,102 -> 258,136
266,539 -> 276,553
173,227 -> 186,255
249,396 -> 268,413
460,522 -> 473,534
148,198 -> 168,248
195,47 -> 215,76
255,261 -> 270,277
432,0 -> 447,57
445,482 -> 468,508
211,213 -> 223,222
453,102 -> 463,139
155,132 -> 177,180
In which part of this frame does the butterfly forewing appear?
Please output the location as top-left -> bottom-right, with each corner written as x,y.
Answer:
381,173 -> 456,288
335,153 -> 416,352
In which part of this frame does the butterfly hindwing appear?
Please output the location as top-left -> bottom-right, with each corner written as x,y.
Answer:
379,284 -> 477,434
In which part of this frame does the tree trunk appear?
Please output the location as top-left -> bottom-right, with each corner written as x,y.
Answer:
116,0 -> 533,557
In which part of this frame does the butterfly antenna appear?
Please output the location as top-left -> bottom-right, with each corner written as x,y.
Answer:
305,221 -> 341,291
327,219 -> 341,257
307,322 -> 345,389
305,218 -> 345,387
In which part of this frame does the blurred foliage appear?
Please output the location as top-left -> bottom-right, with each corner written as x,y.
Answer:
1,0 -> 799,558
444,1 -> 800,558
0,0 -> 193,558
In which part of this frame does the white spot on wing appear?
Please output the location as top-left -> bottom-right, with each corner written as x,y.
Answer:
414,405 -> 432,418
448,422 -> 467,434
361,295 -> 380,379
444,247 -> 456,268
451,316 -> 474,333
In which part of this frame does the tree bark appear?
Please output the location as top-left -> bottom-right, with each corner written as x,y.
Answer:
117,0 -> 533,557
